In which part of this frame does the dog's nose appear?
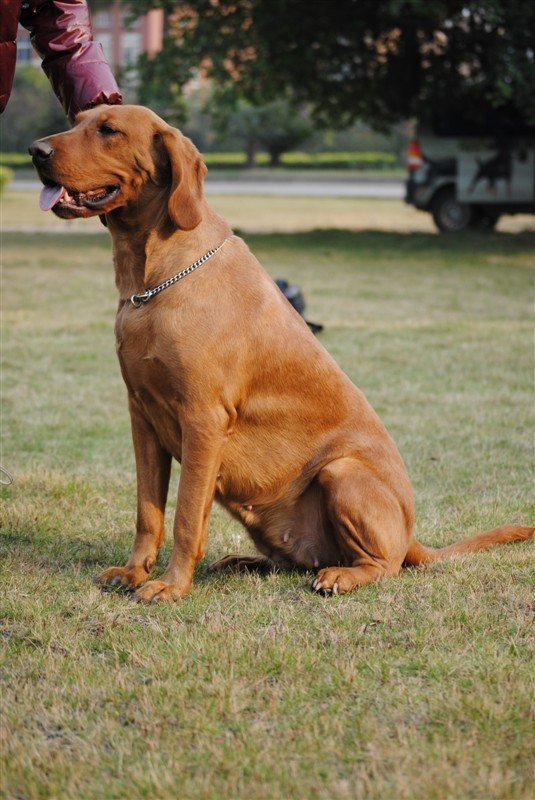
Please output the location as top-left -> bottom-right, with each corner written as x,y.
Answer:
28,140 -> 54,161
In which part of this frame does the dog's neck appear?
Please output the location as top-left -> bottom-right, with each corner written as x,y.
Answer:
106,192 -> 232,301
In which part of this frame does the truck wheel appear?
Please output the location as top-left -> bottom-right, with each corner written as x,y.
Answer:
431,188 -> 472,232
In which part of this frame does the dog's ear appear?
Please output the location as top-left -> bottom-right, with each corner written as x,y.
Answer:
158,128 -> 207,230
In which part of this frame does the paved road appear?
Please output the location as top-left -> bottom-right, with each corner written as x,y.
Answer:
206,179 -> 404,198
12,178 -> 405,199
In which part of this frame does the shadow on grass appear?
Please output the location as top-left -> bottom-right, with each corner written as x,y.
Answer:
1,524 -> 123,571
241,227 -> 535,256
4,227 -> 535,258
0,522 -> 308,603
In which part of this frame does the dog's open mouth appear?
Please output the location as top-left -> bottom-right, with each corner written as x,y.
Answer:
40,182 -> 120,215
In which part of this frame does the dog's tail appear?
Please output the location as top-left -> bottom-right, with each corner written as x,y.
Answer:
403,524 -> 533,566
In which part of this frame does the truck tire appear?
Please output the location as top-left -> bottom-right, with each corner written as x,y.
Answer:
431,187 -> 473,232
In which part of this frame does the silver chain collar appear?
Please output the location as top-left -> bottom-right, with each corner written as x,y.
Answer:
130,238 -> 229,308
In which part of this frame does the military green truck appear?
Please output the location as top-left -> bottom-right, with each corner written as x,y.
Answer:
405,110 -> 535,232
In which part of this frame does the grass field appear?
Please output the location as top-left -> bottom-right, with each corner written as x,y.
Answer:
1,194 -> 534,799
2,188 -> 535,234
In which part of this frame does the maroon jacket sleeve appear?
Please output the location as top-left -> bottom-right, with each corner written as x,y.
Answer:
0,0 -> 20,113
20,0 -> 122,121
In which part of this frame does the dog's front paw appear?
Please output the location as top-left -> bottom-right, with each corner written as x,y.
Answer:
311,567 -> 357,596
135,580 -> 187,603
97,565 -> 150,590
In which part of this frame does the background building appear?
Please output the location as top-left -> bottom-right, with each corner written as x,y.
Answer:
16,1 -> 163,72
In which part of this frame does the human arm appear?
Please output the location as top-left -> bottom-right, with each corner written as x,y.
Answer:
19,0 -> 121,121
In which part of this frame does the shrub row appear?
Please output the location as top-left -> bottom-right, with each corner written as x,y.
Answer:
0,166 -> 13,194
0,153 -> 31,168
204,151 -> 398,169
279,151 -> 397,168
1,150 -> 398,171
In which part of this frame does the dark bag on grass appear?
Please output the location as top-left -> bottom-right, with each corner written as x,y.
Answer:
275,279 -> 323,335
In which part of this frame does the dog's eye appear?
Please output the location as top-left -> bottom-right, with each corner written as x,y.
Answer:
99,124 -> 119,137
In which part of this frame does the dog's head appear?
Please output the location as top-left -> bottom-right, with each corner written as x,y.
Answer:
29,105 -> 207,230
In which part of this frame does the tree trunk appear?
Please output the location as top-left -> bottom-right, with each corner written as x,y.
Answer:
269,149 -> 282,167
245,138 -> 259,168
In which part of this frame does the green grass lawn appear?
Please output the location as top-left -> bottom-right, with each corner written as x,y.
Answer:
1,213 -> 534,799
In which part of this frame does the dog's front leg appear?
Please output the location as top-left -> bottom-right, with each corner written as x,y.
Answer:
135,410 -> 226,602
98,406 -> 171,589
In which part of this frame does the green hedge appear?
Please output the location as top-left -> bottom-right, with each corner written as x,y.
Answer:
0,166 -> 13,194
280,151 -> 397,168
0,153 -> 32,168
204,151 -> 398,169
1,150 -> 398,171
203,153 -> 249,167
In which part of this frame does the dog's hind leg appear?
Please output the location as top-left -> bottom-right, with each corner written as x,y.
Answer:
98,407 -> 171,589
312,458 -> 411,595
207,554 -> 275,574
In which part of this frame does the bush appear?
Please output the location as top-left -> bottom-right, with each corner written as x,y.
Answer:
0,166 -> 13,194
203,150 -> 398,170
281,151 -> 397,169
0,153 -> 32,169
203,152 -> 249,167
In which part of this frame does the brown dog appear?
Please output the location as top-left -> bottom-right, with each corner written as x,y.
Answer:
29,105 -> 533,601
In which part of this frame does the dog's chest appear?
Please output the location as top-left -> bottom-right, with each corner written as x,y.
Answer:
116,304 -> 177,385
115,308 -> 184,454
117,321 -> 159,385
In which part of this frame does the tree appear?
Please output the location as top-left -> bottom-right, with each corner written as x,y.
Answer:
128,0 -> 535,130
212,94 -> 263,167
255,99 -> 313,166
135,44 -> 189,127
208,92 -> 313,166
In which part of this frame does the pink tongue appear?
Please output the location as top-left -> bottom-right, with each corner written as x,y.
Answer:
39,184 -> 65,211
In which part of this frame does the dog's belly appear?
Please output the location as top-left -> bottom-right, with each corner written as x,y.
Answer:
216,480 -> 342,570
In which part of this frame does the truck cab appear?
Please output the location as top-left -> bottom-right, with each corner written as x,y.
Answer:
405,109 -> 535,232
